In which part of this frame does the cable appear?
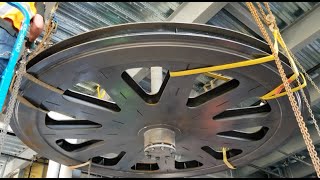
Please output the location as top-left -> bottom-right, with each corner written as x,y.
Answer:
68,160 -> 91,170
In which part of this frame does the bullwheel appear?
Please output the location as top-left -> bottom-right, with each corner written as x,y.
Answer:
11,23 -> 307,178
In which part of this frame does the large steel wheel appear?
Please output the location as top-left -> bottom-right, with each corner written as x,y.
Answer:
11,23 -> 307,178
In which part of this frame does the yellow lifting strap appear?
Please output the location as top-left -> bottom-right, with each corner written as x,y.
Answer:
222,147 -> 236,169
169,55 -> 275,77
261,30 -> 306,100
204,72 -> 232,81
261,73 -> 306,100
169,29 -> 306,101
96,84 -> 106,99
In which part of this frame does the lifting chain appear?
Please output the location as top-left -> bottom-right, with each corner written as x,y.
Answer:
276,33 -> 320,139
28,2 -> 59,60
256,2 -> 320,138
0,2 -> 59,156
256,2 -> 320,139
292,53 -> 320,95
246,2 -> 320,177
0,52 -> 27,156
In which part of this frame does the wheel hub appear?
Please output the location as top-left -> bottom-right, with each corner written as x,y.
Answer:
11,22 -> 308,178
144,128 -> 176,160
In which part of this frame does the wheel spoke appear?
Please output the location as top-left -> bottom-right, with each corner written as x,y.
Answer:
42,128 -> 105,140
99,68 -> 150,110
42,92 -> 119,124
159,74 -> 198,107
213,106 -> 273,132
188,77 -> 267,119
193,150 -> 218,167
73,140 -> 127,162
175,136 -> 217,167
157,158 -> 175,172
68,141 -> 107,161
187,104 -> 272,138
198,135 -> 257,149
116,148 -> 145,171
212,135 -> 257,149
158,63 -> 202,106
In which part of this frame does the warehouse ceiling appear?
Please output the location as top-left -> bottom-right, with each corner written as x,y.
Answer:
50,2 -> 182,42
1,2 -> 320,178
50,2 -> 320,77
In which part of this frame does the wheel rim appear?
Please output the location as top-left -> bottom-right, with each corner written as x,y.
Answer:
12,22 -> 306,177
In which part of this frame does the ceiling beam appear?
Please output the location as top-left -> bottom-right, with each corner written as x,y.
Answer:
127,2 -> 227,79
167,2 -> 228,23
281,5 -> 320,53
224,2 -> 273,39
236,125 -> 320,177
223,3 -> 320,177
290,5 -> 320,106
2,148 -> 37,178
286,156 -> 315,178
307,77 -> 320,106
225,3 -> 320,53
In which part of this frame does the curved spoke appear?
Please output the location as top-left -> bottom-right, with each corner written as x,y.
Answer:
115,148 -> 145,171
213,107 -> 273,131
42,129 -> 105,140
157,158 -> 175,172
199,135 -> 258,150
188,77 -> 267,119
176,137 -> 217,167
186,105 -> 272,139
73,140 -> 128,162
41,93 -> 119,124
99,68 -> 149,110
159,74 -> 198,107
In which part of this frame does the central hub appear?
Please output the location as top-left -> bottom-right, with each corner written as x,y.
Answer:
144,128 -> 176,160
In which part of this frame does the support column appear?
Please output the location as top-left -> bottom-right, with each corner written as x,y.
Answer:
58,165 -> 73,178
0,157 -> 8,177
58,139 -> 77,178
46,160 -> 60,178
150,67 -> 163,94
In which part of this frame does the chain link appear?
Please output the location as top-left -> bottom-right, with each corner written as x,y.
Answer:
256,2 -> 268,24
296,79 -> 320,138
0,52 -> 27,155
276,33 -> 320,139
0,51 -> 11,57
289,50 -> 320,95
0,2 -> 59,158
246,2 -> 320,177
0,5 -> 59,154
